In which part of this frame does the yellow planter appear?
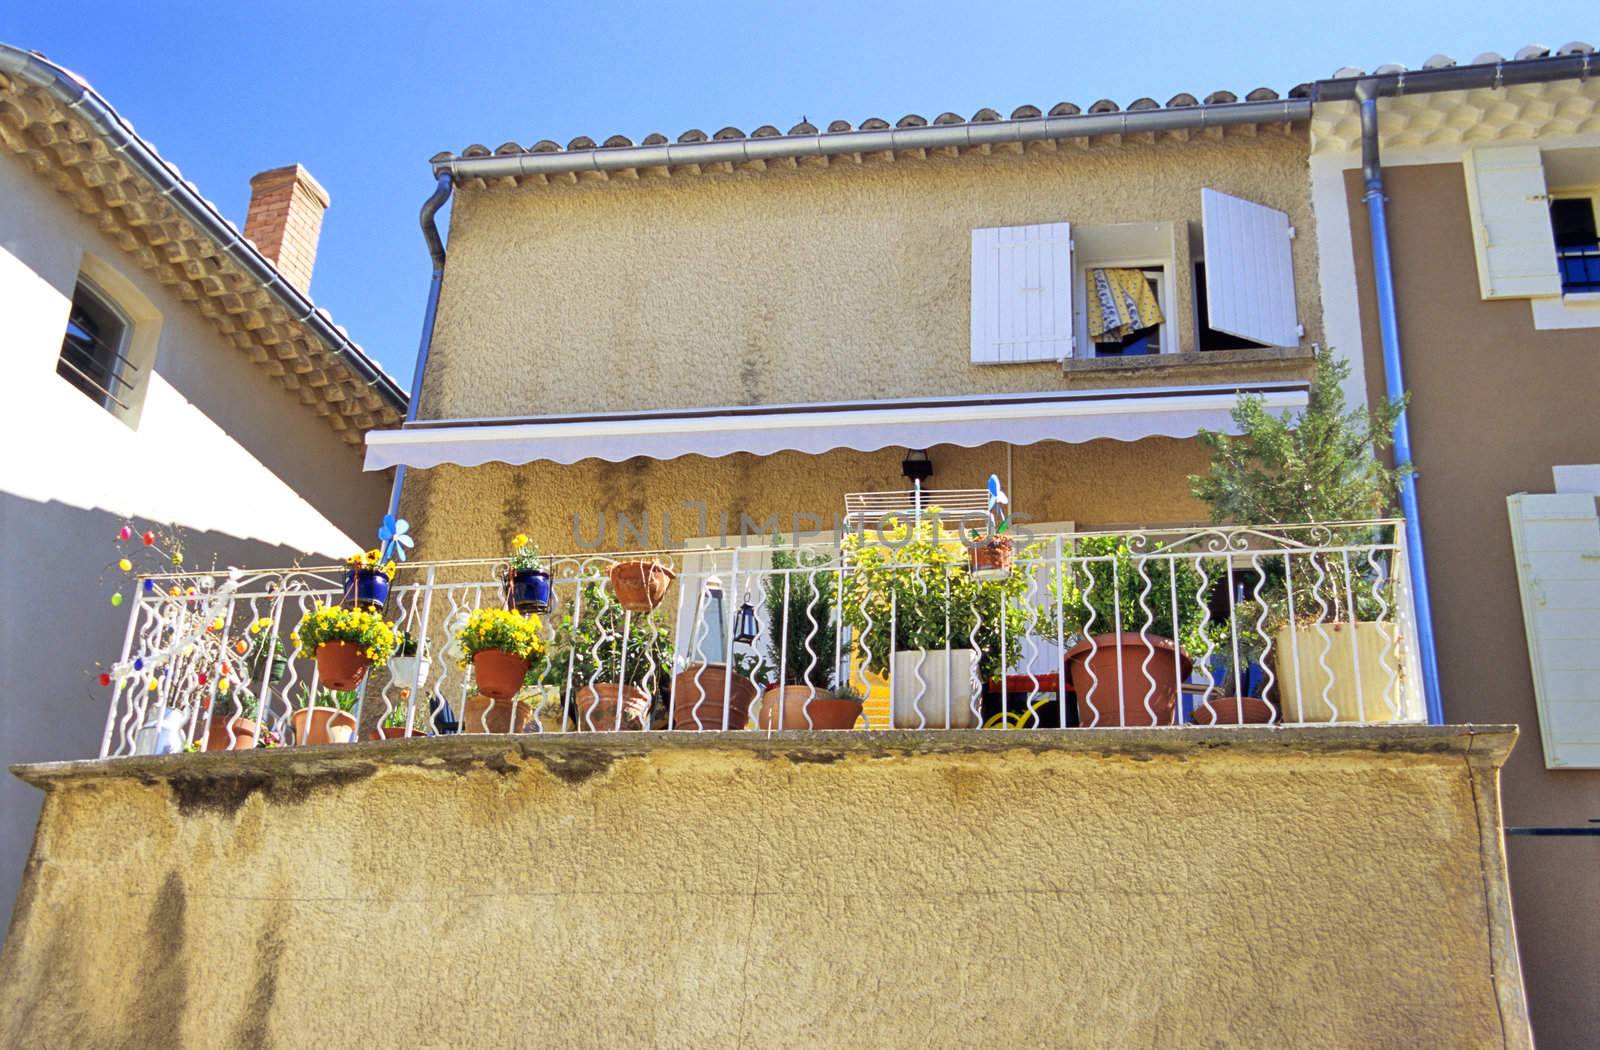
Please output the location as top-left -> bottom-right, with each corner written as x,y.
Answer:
1272,621 -> 1408,723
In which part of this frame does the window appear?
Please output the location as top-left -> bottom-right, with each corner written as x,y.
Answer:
1193,262 -> 1268,351
57,279 -> 136,412
1550,195 -> 1600,294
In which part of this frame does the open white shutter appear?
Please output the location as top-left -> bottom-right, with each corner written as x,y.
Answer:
1508,493 -> 1600,768
1463,146 -> 1562,300
1201,189 -> 1300,347
970,222 -> 1071,363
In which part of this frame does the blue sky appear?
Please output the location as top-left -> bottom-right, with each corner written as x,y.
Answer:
3,1 -> 1593,384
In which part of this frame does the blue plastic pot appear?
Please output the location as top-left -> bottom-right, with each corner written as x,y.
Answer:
342,568 -> 390,612
506,568 -> 551,614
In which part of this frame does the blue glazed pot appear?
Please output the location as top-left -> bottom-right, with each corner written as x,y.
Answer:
506,568 -> 551,614
342,568 -> 390,612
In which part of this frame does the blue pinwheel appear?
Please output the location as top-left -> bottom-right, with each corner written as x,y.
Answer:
378,515 -> 414,563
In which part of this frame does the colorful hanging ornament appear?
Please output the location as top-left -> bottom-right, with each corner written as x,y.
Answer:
117,526 -> 132,541
98,673 -> 111,687
197,672 -> 208,685
142,531 -> 155,546
110,592 -> 123,607
143,579 -> 156,594
118,558 -> 132,572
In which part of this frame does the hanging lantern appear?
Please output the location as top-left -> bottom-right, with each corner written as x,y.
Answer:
733,601 -> 759,645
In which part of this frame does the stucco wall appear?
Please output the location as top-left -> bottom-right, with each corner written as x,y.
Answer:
0,153 -> 393,934
401,437 -> 1214,559
1345,162 -> 1600,1049
0,727 -> 1527,1048
423,133 -> 1320,420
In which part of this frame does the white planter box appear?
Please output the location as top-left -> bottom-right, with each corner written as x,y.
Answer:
891,648 -> 979,729
388,655 -> 432,690
1273,622 -> 1414,723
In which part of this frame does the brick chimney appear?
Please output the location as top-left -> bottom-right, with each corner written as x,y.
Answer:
243,164 -> 330,294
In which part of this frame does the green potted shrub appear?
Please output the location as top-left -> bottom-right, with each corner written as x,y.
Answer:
1189,351 -> 1412,722
1043,535 -> 1223,727
289,685 -> 359,746
536,580 -> 672,731
202,680 -> 260,751
754,543 -> 861,730
842,516 -> 1035,729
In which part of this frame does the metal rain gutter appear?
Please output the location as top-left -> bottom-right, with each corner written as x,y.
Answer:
0,43 -> 408,413
386,172 -> 453,520
432,97 -> 1311,181
1311,51 -> 1594,102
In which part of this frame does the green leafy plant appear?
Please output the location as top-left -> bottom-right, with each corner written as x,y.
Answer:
534,580 -> 672,690
841,515 -> 1037,683
391,630 -> 424,659
764,542 -> 840,691
1041,535 -> 1226,659
291,685 -> 358,712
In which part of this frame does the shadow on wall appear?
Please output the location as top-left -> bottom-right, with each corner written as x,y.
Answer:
0,493 -> 313,940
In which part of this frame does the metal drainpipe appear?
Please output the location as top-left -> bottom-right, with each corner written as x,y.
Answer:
385,173 -> 454,520
1355,79 -> 1444,725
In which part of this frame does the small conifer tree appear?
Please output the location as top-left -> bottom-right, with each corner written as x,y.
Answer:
1189,351 -> 1407,524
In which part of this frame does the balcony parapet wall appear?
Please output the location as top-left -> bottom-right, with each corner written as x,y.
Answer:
2,726 -> 1529,1048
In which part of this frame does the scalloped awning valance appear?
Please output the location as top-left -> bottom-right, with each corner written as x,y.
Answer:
363,382 -> 1308,471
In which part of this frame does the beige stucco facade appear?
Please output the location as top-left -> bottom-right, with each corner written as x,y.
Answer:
403,131 -> 1320,558
424,131 -> 1320,420
1,727 -> 1527,1048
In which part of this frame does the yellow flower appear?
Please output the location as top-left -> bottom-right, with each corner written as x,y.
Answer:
512,533 -> 530,549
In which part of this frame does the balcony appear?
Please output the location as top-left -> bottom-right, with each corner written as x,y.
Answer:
97,519 -> 1425,758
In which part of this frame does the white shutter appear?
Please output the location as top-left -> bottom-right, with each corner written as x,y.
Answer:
1463,145 -> 1562,300
1200,188 -> 1300,347
1507,493 -> 1600,768
970,222 -> 1072,364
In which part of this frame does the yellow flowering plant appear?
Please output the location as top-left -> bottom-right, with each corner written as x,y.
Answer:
507,532 -> 542,572
293,603 -> 398,667
454,608 -> 546,667
346,548 -> 397,576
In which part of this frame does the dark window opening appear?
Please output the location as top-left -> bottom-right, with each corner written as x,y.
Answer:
56,280 -> 133,411
1194,261 -> 1268,351
1550,197 -> 1600,294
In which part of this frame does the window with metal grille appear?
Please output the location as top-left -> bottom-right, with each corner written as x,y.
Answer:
56,279 -> 136,412
1550,196 -> 1600,295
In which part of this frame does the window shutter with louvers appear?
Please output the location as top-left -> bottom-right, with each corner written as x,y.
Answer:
1463,145 -> 1563,300
1200,189 -> 1300,347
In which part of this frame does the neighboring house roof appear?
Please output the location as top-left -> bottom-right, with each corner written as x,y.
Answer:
432,42 -> 1594,187
0,44 -> 407,448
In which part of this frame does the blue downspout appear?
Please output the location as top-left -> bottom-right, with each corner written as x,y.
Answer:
386,173 -> 454,520
1356,81 -> 1444,725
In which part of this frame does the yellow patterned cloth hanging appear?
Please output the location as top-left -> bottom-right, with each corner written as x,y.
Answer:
1087,268 -> 1163,342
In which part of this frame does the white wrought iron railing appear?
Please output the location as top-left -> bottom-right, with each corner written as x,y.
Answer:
97,521 -> 1426,757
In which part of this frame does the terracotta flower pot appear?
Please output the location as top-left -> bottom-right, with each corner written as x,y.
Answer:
370,725 -> 422,741
573,683 -> 650,732
472,648 -> 530,701
1189,696 -> 1277,726
462,695 -> 533,734
969,536 -> 1014,578
671,664 -> 759,730
756,686 -> 863,730
203,716 -> 259,751
315,640 -> 370,691
608,560 -> 675,614
1064,632 -> 1192,728
290,707 -> 357,746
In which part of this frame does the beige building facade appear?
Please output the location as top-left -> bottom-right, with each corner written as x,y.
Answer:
1309,68 -> 1600,1047
388,105 -> 1323,558
0,47 -> 403,933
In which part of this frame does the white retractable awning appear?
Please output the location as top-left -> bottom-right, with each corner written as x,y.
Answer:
364,382 -> 1308,471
